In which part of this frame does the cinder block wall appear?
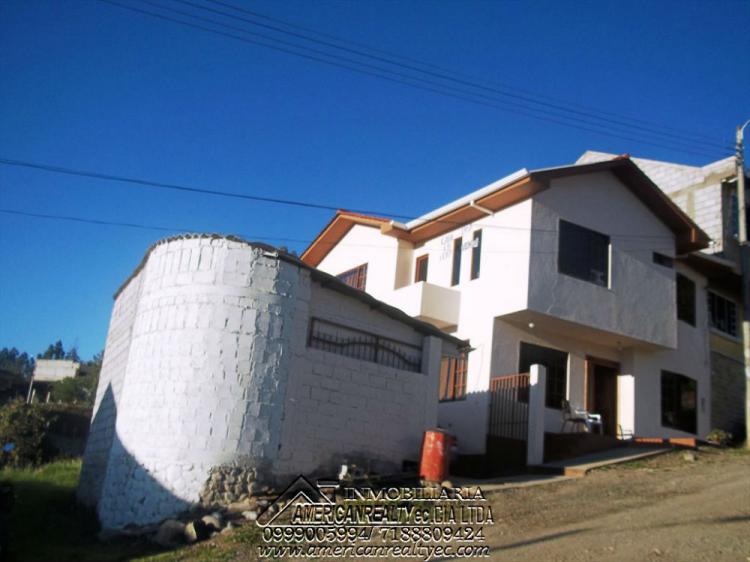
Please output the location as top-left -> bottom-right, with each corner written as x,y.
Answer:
78,235 -> 447,529
711,351 -> 746,437
275,281 -> 441,482
80,237 -> 301,528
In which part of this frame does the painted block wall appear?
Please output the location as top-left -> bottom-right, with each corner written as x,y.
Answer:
78,271 -> 143,507
79,236 -> 453,529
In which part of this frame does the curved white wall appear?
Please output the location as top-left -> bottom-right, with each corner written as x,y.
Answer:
82,237 -> 300,528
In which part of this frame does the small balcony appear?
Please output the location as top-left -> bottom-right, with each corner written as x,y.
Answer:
390,282 -> 461,329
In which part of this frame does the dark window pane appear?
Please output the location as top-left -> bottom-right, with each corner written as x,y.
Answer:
661,371 -> 697,434
653,253 -> 674,268
518,342 -> 568,409
676,273 -> 696,325
558,220 -> 610,287
415,255 -> 429,283
471,230 -> 482,280
451,238 -> 462,286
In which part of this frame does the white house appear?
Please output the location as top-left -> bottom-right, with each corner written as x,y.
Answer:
303,157 -> 713,457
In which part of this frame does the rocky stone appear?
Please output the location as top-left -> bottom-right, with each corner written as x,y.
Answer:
201,514 -> 223,532
184,519 -> 211,544
682,451 -> 697,462
154,519 -> 186,547
242,510 -> 258,521
221,521 -> 235,534
440,480 -> 453,489
227,500 -> 257,513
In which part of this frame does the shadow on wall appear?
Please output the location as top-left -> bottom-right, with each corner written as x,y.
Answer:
79,384 -> 186,530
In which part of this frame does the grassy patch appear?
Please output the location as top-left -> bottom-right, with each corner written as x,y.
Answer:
0,459 -> 160,562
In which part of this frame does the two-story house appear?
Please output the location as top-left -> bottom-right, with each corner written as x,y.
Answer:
578,151 -> 745,439
302,157 -> 712,457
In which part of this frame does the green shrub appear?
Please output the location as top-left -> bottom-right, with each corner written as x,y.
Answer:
0,399 -> 51,468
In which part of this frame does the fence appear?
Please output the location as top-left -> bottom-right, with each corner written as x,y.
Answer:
488,373 -> 530,441
307,318 -> 423,373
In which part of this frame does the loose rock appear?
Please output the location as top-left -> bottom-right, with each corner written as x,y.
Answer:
184,519 -> 211,544
154,519 -> 186,547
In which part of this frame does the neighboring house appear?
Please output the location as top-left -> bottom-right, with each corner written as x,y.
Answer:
303,157 -> 712,457
78,234 -> 466,529
27,359 -> 82,403
578,151 -> 746,439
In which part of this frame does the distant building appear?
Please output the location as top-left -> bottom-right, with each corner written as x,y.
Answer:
27,359 -> 81,403
578,151 -> 745,439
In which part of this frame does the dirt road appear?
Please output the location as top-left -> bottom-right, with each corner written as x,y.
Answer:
151,448 -> 750,562
482,448 -> 750,561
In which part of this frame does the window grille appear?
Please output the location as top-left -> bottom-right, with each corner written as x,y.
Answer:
307,318 -> 423,373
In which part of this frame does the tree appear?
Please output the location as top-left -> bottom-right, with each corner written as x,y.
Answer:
38,340 -> 66,360
0,348 -> 35,379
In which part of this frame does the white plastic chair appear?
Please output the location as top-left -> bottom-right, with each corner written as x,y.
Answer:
561,400 -> 603,434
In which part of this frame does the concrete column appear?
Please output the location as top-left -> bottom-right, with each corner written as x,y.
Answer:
527,364 -> 547,466
421,335 -> 443,430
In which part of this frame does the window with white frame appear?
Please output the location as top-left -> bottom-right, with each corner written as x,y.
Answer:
708,291 -> 738,337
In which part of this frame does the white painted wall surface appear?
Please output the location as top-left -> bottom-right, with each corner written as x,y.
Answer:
79,236 -> 455,528
316,224 -> 401,302
529,172 -> 678,348
33,359 -> 80,382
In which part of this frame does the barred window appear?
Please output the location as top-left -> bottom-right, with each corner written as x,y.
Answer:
439,354 -> 468,401
337,263 -> 367,291
708,291 -> 738,337
307,318 -> 422,372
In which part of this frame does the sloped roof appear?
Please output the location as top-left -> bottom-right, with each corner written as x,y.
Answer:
301,157 -> 709,266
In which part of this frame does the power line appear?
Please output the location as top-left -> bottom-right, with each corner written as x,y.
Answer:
0,157 -> 682,240
178,0 -> 731,153
139,0 -> 729,157
0,207 -> 675,254
203,0 -> 729,149
98,0 -> 729,159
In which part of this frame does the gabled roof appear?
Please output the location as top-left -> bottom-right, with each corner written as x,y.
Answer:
301,157 -> 710,267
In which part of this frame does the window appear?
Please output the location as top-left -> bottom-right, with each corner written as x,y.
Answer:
451,238 -> 462,286
415,255 -> 429,283
518,342 -> 568,409
471,230 -> 482,280
676,273 -> 696,326
337,264 -> 367,291
439,353 -> 468,401
661,371 -> 697,434
653,253 -> 674,268
708,291 -> 738,337
558,220 -> 610,287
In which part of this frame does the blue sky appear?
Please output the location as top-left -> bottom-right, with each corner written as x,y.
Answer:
1,0 -> 748,359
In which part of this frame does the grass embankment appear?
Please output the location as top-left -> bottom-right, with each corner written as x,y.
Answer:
0,459 -> 157,561
0,459 -> 263,562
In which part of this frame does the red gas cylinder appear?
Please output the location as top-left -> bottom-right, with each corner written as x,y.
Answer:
419,429 -> 456,483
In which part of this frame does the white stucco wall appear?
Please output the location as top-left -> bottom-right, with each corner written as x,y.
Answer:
316,224 -> 402,302
528,172 -> 678,348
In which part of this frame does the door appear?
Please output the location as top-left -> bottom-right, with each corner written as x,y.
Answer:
585,357 -> 619,436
